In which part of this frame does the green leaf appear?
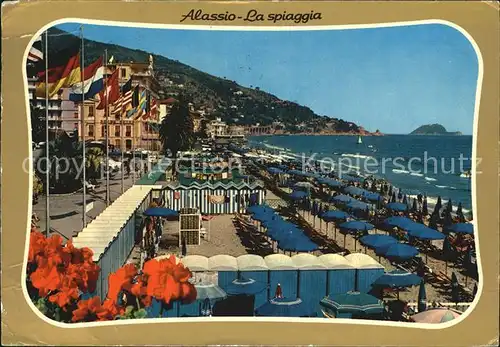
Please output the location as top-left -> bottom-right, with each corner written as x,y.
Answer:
133,308 -> 147,319
125,305 -> 134,316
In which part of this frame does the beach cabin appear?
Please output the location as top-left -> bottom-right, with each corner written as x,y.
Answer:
71,185 -> 156,300
178,255 -> 210,317
292,254 -> 327,317
345,253 -> 385,293
208,255 -> 238,291
264,254 -> 298,299
160,180 -> 266,215
319,253 -> 356,296
236,255 -> 270,310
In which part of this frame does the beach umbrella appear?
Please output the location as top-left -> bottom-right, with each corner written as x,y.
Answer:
422,198 -> 428,215
372,270 -> 422,299
247,205 -> 273,215
451,272 -> 460,304
201,298 -> 213,317
446,223 -> 474,235
252,212 -> 275,223
319,291 -> 384,315
331,194 -> 354,204
346,200 -> 369,211
195,283 -> 227,301
442,210 -> 453,229
383,216 -> 414,230
418,280 -> 427,312
324,179 -> 344,188
436,196 -> 443,210
363,192 -> 381,202
268,167 -> 283,174
294,181 -> 314,189
402,195 -> 408,205
410,308 -> 461,324
290,190 -> 308,201
339,220 -> 374,233
386,202 -> 408,212
143,207 -> 179,218
344,186 -> 365,196
446,199 -> 453,213
226,277 -> 267,296
406,225 -> 446,241
360,234 -> 398,250
256,297 -> 313,317
376,243 -> 419,262
321,210 -> 350,222
278,234 -> 319,253
412,198 -> 418,212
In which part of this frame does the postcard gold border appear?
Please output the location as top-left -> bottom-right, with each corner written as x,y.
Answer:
2,1 -> 499,345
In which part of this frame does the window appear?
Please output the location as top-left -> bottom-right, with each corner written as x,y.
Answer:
101,126 -> 106,137
125,140 -> 132,150
73,123 -> 78,131
115,139 -> 121,147
73,112 -> 79,119
88,124 -> 94,137
126,125 -> 131,137
120,68 -> 126,78
88,106 -> 94,118
115,125 -> 120,137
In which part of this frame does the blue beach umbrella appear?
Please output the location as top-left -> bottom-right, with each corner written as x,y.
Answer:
376,243 -> 419,261
331,194 -> 355,203
359,234 -> 398,250
446,223 -> 474,235
261,216 -> 285,228
372,270 -> 422,289
418,280 -> 427,312
226,277 -> 268,296
406,225 -> 446,240
339,220 -> 374,233
319,291 -> 384,315
256,297 -> 314,317
143,207 -> 179,218
383,216 -> 414,229
268,167 -> 284,174
363,192 -> 381,202
341,175 -> 364,183
290,190 -> 309,200
346,200 -> 369,211
344,186 -> 366,196
386,202 -> 408,212
278,234 -> 319,252
195,283 -> 227,301
247,205 -> 273,215
321,210 -> 350,222
252,212 -> 275,223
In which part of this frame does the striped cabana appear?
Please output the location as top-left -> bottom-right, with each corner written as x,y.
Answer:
208,255 -> 238,291
319,254 -> 356,295
178,255 -> 209,317
345,253 -> 385,293
72,185 -> 158,299
161,181 -> 266,215
291,254 -> 327,317
236,254 -> 270,309
264,254 -> 298,299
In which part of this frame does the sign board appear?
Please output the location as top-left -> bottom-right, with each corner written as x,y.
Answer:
85,202 -> 94,213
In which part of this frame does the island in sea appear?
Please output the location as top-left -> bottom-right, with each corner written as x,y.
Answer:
410,124 -> 462,136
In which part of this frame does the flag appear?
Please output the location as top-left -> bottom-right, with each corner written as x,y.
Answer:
68,56 -> 104,101
33,40 -> 80,76
134,89 -> 148,120
126,86 -> 142,118
111,78 -> 132,114
35,52 -> 81,98
150,97 -> 158,120
28,36 -> 43,63
109,55 -> 115,64
96,69 -> 120,109
142,91 -> 152,120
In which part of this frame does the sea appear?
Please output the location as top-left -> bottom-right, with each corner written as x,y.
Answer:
249,134 -> 473,212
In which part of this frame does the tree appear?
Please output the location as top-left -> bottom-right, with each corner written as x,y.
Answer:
86,147 -> 104,179
32,172 -> 43,204
422,197 -> 429,216
159,95 -> 195,175
30,102 -> 45,144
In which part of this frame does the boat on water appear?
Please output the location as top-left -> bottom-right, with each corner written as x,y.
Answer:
357,135 -> 363,145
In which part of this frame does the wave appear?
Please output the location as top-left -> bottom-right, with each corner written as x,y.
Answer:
424,177 -> 437,181
435,185 -> 449,189
410,172 -> 424,177
262,143 -> 287,151
392,169 -> 410,174
340,153 -> 374,160
407,194 -> 470,214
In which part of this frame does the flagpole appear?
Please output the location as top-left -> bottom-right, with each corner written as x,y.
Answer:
44,30 -> 50,236
80,25 -> 87,228
120,64 -> 124,194
104,49 -> 110,206
132,112 -> 136,183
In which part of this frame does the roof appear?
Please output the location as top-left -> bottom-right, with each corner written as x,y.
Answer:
180,255 -> 209,272
344,253 -> 384,269
208,255 -> 238,271
236,254 -> 269,271
72,185 -> 160,261
264,254 -> 297,270
291,253 -> 327,270
318,253 -> 355,270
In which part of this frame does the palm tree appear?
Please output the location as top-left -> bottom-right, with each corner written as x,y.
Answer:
159,96 -> 195,176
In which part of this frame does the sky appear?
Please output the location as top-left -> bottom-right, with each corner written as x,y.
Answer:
56,22 -> 479,135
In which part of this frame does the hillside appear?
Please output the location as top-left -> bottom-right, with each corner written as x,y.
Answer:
410,124 -> 462,135
43,27 -> 371,134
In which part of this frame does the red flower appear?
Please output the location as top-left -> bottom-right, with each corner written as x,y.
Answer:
142,256 -> 196,304
30,261 -> 62,297
47,276 -> 79,310
28,230 -> 47,264
107,263 -> 137,303
71,297 -> 102,322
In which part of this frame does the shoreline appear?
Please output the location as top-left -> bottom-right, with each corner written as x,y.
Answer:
249,132 -> 384,137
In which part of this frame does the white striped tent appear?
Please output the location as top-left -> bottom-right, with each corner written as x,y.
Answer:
159,181 -> 266,215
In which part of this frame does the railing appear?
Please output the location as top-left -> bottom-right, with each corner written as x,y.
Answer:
406,301 -> 472,313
